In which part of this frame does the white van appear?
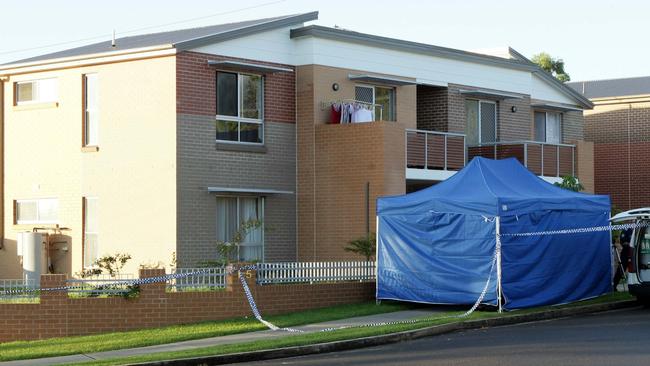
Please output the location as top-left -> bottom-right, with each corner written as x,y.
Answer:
610,208 -> 650,303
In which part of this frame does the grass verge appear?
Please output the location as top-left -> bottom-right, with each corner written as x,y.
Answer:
0,301 -> 411,362
57,292 -> 634,366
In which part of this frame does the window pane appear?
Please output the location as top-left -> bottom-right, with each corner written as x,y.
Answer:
85,74 -> 97,110
465,100 -> 479,145
16,201 -> 37,222
85,198 -> 98,233
84,234 -> 98,268
216,120 -> 239,141
38,199 -> 58,222
240,122 -> 262,143
16,82 -> 34,103
217,72 -> 237,116
86,111 -> 99,146
39,79 -> 58,102
240,74 -> 262,119
546,112 -> 560,144
239,197 -> 262,244
480,102 -> 496,143
375,87 -> 394,121
534,112 -> 546,142
216,197 -> 238,242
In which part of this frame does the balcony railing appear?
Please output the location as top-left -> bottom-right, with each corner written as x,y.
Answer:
406,129 -> 466,171
467,141 -> 575,177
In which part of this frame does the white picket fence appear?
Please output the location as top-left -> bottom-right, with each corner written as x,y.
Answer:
256,261 -> 376,285
67,273 -> 135,297
0,279 -> 38,301
167,267 -> 227,292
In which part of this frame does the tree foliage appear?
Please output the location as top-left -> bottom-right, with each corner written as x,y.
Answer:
345,233 -> 376,261
531,52 -> 571,82
554,175 -> 584,192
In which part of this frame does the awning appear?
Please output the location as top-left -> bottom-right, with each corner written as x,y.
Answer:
348,74 -> 416,86
459,88 -> 523,100
207,60 -> 293,74
207,186 -> 294,195
531,102 -> 583,112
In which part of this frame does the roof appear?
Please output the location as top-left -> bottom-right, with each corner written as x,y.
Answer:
2,12 -> 319,66
290,27 -> 593,109
377,157 -> 610,217
566,76 -> 650,99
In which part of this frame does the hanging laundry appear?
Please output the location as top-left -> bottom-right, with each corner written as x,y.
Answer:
330,103 -> 342,124
351,103 -> 374,123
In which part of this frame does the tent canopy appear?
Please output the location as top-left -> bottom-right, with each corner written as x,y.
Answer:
377,157 -> 611,310
378,157 -> 609,217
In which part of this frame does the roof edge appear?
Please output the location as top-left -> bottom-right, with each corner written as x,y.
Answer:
508,47 -> 593,109
175,11 -> 319,51
290,25 -> 538,72
0,44 -> 174,75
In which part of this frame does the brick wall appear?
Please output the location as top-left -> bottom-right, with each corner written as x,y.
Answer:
416,85 -> 448,131
584,101 -> 650,210
0,269 -> 374,342
175,51 -> 297,265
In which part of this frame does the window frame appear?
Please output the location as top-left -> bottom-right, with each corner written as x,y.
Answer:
215,71 -> 264,145
533,111 -> 562,144
353,84 -> 396,121
14,78 -> 58,105
465,99 -> 498,144
14,198 -> 59,225
82,73 -> 99,147
215,195 -> 265,262
82,197 -> 99,269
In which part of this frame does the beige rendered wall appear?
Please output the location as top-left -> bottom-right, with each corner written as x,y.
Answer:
0,56 -> 177,278
296,65 -> 413,261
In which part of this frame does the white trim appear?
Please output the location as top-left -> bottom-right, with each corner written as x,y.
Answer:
0,46 -> 175,76
208,60 -> 293,73
406,168 -> 457,181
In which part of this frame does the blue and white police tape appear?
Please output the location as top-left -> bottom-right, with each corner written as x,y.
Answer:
502,221 -> 650,237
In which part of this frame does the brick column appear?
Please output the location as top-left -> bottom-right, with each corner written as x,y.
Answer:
138,268 -> 166,298
40,273 -> 68,338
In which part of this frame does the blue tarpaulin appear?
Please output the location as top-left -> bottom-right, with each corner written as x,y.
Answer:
377,157 -> 612,310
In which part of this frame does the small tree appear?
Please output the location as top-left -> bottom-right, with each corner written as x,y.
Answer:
531,52 -> 571,82
345,233 -> 376,261
77,253 -> 132,278
554,175 -> 584,192
210,219 -> 263,266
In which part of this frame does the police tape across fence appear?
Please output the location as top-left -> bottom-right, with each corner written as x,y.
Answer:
1,221 -> 646,333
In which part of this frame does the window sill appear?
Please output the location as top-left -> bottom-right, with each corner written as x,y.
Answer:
81,146 -> 99,153
215,142 -> 266,153
13,102 -> 59,111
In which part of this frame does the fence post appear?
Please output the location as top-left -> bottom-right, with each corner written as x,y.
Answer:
541,144 -> 545,176
424,132 -> 428,169
444,134 -> 448,170
139,268 -> 166,298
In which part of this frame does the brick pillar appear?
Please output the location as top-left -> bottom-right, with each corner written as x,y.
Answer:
138,268 -> 166,298
40,273 -> 68,338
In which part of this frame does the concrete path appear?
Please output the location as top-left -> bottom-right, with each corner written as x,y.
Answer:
0,309 -> 442,366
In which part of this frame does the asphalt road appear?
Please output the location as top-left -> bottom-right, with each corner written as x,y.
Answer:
244,307 -> 650,366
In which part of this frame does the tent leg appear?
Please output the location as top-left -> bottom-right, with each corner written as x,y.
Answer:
496,216 -> 503,313
375,215 -> 379,304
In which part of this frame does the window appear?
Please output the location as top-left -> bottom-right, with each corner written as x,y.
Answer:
465,100 -> 497,145
534,111 -> 561,144
216,196 -> 264,262
216,72 -> 263,143
354,85 -> 395,121
15,78 -> 58,104
83,197 -> 99,268
83,74 -> 99,146
15,198 -> 59,224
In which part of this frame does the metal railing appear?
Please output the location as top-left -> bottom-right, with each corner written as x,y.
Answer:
0,279 -> 38,301
167,267 -> 227,292
467,141 -> 576,177
67,273 -> 135,297
257,261 -> 375,285
405,129 -> 467,171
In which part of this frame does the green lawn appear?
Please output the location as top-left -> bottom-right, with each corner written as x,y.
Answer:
58,292 -> 634,366
0,300 -> 412,362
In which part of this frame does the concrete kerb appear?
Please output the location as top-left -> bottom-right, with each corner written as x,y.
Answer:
133,299 -> 639,366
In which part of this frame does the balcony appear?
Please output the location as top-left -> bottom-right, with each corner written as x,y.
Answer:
467,141 -> 575,179
405,129 -> 466,181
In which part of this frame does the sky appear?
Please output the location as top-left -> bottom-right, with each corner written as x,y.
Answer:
0,0 -> 646,82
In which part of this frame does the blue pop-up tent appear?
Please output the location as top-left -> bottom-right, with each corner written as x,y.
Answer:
377,157 -> 611,310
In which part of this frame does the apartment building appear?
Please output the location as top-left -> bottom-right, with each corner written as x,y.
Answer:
568,77 -> 650,211
0,11 -> 594,277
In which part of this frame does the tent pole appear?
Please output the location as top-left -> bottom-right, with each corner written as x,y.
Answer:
375,215 -> 380,305
496,216 -> 503,313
